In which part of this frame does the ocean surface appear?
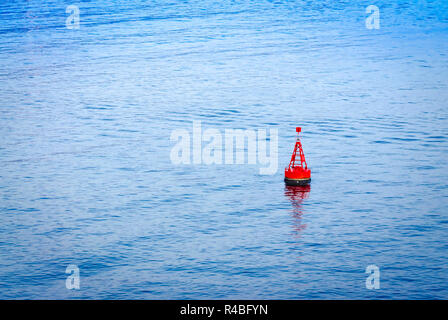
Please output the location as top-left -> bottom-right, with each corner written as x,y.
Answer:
1,0 -> 448,299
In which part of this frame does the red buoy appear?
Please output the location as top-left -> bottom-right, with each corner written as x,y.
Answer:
284,127 -> 311,186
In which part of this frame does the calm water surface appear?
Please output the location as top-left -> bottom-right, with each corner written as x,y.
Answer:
0,1 -> 448,299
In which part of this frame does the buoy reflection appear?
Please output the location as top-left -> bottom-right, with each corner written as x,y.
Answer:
284,185 -> 311,236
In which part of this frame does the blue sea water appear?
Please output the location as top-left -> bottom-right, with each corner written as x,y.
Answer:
0,0 -> 448,299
